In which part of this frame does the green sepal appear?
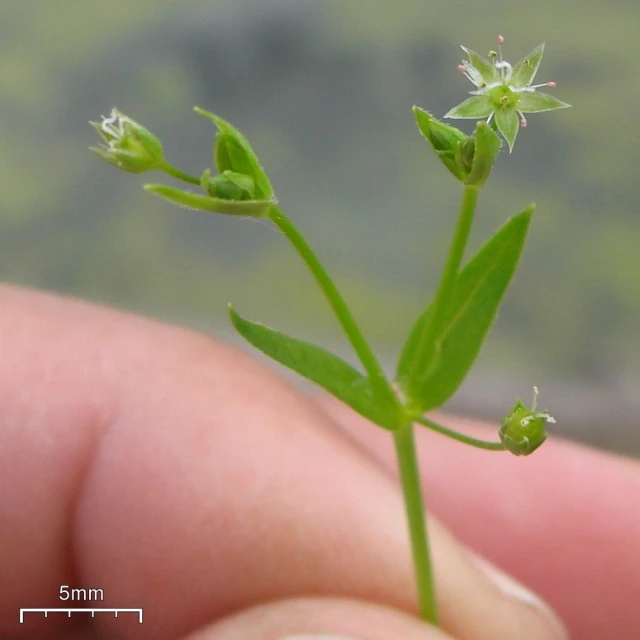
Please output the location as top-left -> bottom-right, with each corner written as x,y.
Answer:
444,95 -> 494,120
465,121 -> 501,187
460,46 -> 500,86
396,206 -> 533,413
509,43 -> 545,89
229,305 -> 401,430
495,109 -> 520,153
517,92 -> 571,113
413,107 -> 473,182
144,184 -> 273,217
194,106 -> 275,200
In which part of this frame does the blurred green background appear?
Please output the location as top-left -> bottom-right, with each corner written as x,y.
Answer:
1,0 -> 638,454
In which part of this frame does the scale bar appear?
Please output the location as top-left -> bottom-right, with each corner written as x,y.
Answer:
20,608 -> 143,624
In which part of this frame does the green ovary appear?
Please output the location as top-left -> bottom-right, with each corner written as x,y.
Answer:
489,85 -> 519,110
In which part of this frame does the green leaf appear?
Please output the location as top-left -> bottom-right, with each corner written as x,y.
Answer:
517,92 -> 571,113
396,207 -> 534,412
144,184 -> 273,217
194,106 -> 275,200
510,43 -> 545,88
494,109 -> 520,152
445,96 -> 494,120
229,306 -> 401,430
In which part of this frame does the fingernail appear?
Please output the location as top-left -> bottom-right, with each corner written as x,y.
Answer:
472,555 -> 568,639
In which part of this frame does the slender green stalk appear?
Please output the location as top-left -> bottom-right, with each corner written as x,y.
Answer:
415,415 -> 505,451
160,160 -> 201,185
393,424 -> 438,624
268,206 -> 398,409
406,185 -> 479,406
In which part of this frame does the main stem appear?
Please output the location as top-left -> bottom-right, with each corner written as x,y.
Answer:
266,206 -> 449,625
268,206 -> 398,409
394,424 -> 438,624
406,185 -> 478,407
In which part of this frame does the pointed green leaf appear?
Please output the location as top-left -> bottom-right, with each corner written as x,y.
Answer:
510,43 -> 545,88
495,109 -> 520,152
517,91 -> 571,113
461,46 -> 500,86
445,96 -> 494,119
194,107 -> 275,200
229,306 -> 401,430
396,207 -> 534,412
144,184 -> 273,217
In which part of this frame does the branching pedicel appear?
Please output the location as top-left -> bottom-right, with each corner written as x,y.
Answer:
90,36 -> 567,626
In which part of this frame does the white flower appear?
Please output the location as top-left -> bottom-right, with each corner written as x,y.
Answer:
445,36 -> 571,152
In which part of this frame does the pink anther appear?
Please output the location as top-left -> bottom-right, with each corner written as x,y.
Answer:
457,64 -> 467,73
547,81 -> 557,88
497,35 -> 505,45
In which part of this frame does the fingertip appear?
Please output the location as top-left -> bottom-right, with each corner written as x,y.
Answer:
181,597 -> 453,640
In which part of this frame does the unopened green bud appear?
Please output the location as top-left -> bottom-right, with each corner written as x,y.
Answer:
499,386 -> 556,456
413,106 -> 471,182
459,137 -> 476,173
204,169 -> 256,201
195,106 -> 275,201
90,108 -> 164,173
143,108 -> 278,218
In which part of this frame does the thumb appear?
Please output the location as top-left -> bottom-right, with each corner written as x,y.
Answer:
182,597 -> 454,640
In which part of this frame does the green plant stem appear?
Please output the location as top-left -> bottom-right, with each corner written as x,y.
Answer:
160,160 -> 201,185
406,185 -> 479,407
393,423 -> 438,624
415,415 -> 505,450
268,206 -> 398,410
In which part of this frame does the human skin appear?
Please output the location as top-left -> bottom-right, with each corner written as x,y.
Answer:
0,285 -> 638,640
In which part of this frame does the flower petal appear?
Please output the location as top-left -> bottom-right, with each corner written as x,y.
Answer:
517,91 -> 571,113
495,109 -> 520,152
461,46 -> 500,86
444,96 -> 494,119
510,43 -> 545,88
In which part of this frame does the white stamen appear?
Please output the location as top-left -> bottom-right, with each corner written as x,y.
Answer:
532,386 -> 539,411
100,108 -> 124,139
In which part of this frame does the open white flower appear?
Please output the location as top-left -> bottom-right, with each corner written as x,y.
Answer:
445,36 -> 571,152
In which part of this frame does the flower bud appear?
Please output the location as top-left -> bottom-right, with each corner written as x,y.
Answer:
202,169 -> 256,201
144,108 -> 277,218
195,106 -> 275,200
499,387 -> 555,456
413,106 -> 472,182
90,108 -> 164,173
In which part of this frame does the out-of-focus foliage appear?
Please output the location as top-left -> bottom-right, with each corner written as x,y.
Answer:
1,0 -> 638,453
